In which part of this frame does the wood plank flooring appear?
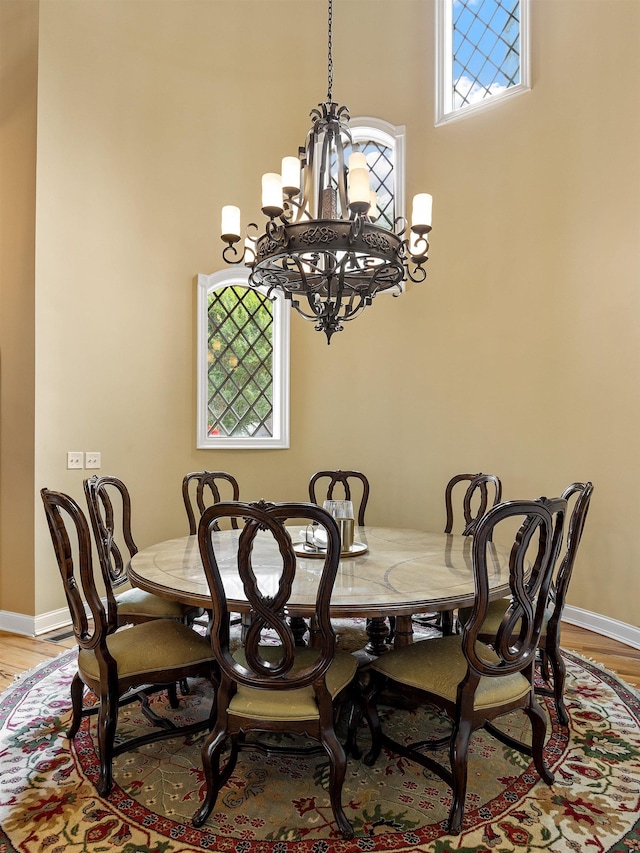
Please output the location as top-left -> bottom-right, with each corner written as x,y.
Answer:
0,623 -> 638,695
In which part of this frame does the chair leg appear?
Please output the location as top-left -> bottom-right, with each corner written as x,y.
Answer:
68,672 -> 85,739
525,698 -> 554,785
548,644 -> 569,726
320,726 -> 354,839
448,717 -> 472,834
539,648 -> 552,683
193,725 -> 228,827
344,696 -> 362,759
96,686 -> 119,796
363,677 -> 383,767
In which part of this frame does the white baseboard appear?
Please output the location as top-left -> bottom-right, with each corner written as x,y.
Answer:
0,606 -> 88,638
562,606 -> 640,651
1,604 -> 639,649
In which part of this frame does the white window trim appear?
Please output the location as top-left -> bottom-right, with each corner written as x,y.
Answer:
349,116 -> 406,223
196,269 -> 290,450
435,0 -> 531,127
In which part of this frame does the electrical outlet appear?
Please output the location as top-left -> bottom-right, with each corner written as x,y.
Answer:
67,451 -> 83,469
85,451 -> 101,469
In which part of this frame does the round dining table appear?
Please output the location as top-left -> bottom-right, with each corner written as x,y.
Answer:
128,525 -> 513,656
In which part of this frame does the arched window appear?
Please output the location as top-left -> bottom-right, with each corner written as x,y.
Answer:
436,0 -> 530,125
197,269 -> 290,449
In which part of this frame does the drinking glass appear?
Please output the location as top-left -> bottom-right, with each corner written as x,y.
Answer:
322,500 -> 355,551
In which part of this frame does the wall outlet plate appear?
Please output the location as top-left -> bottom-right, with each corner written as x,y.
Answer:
85,452 -> 101,469
67,452 -> 83,469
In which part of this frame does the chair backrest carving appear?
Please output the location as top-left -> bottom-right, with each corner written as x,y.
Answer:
444,472 -> 502,536
84,475 -> 138,628
41,488 -> 111,656
462,496 -> 566,679
182,470 -> 241,534
308,470 -> 370,526
546,481 -> 594,633
198,500 -> 340,692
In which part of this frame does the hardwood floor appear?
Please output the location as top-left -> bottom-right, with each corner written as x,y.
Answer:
0,630 -> 75,693
0,623 -> 638,695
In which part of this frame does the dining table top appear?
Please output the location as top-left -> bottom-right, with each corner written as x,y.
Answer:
128,524 -> 514,620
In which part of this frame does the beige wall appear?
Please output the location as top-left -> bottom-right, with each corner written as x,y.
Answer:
1,0 -> 638,626
0,0 -> 38,616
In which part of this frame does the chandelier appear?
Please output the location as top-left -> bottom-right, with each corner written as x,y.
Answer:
220,0 -> 432,344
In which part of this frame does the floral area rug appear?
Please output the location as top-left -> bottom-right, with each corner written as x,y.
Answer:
0,621 -> 639,853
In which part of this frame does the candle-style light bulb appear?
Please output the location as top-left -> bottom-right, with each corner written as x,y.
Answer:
261,173 -> 284,217
368,190 -> 378,221
281,156 -> 301,195
221,205 -> 241,242
348,167 -> 371,213
411,193 -> 433,232
348,151 -> 368,172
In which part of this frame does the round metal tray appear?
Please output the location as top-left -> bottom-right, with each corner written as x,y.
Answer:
293,541 -> 368,559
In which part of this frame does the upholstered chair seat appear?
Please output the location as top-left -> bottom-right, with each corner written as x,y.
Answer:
371,634 -> 531,711
458,599 -> 554,638
229,646 -> 358,722
114,587 -> 193,621
78,620 -> 212,684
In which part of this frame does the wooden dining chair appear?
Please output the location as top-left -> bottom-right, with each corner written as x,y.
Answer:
416,472 -> 503,636
182,470 -> 241,534
458,481 -> 594,725
192,499 -> 359,839
308,469 -> 370,526
41,488 -> 217,796
363,495 -> 566,834
84,474 -> 202,629
444,472 -> 503,535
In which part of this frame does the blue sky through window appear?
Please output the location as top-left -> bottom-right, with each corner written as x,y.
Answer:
452,0 -> 520,110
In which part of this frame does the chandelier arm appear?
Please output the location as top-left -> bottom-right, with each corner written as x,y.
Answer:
393,215 -> 409,237
283,194 -> 306,223
265,219 -> 289,248
317,122 -> 334,217
302,129 -> 316,218
222,243 -> 244,264
334,121 -> 349,217
405,261 -> 428,284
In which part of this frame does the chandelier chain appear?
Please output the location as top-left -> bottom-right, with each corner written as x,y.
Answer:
327,0 -> 333,103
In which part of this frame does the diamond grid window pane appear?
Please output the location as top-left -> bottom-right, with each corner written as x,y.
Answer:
207,286 -> 274,438
453,0 -> 521,110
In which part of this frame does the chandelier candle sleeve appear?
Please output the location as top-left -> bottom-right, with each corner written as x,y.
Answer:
262,173 -> 284,216
281,157 -> 301,195
411,193 -> 433,231
348,151 -> 368,171
369,190 -> 377,220
221,205 -> 241,242
348,168 -> 371,211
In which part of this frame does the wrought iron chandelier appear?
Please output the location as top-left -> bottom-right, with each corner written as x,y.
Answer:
220,0 -> 432,344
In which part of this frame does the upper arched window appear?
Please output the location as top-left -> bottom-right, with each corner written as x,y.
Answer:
436,0 -> 530,125
196,269 -> 290,449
